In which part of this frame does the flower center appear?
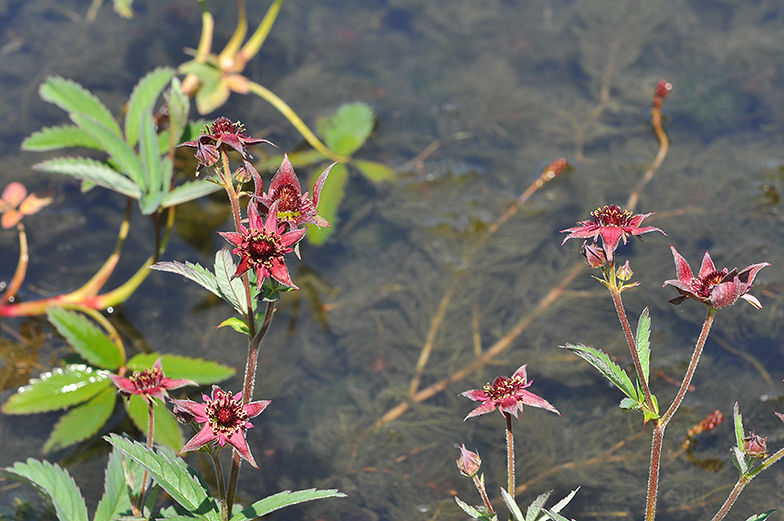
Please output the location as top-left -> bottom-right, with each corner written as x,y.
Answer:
206,390 -> 248,434
591,205 -> 634,227
130,368 -> 163,392
691,270 -> 727,297
210,116 -> 240,136
244,231 -> 283,268
483,375 -> 522,400
275,184 -> 302,216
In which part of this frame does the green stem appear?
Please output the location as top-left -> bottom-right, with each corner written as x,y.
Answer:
212,452 -> 228,521
245,80 -> 350,164
236,0 -> 283,68
136,400 -> 155,516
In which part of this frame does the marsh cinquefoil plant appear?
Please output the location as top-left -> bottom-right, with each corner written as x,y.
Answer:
1,118 -> 344,521
558,204 -> 780,521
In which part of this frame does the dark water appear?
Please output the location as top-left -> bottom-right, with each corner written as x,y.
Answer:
2,1 -> 784,520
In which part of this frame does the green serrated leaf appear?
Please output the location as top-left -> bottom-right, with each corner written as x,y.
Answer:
39,77 -> 122,137
22,125 -> 102,152
562,343 -> 636,400
140,191 -> 166,216
70,113 -> 145,187
745,510 -> 777,521
454,496 -> 485,520
540,508 -> 571,521
149,260 -> 221,297
139,111 -> 160,193
523,489 -> 551,521
2,459 -> 89,521
160,179 -> 222,207
105,434 -> 219,521
125,67 -> 175,147
214,248 -> 247,314
732,445 -> 748,474
317,102 -> 374,157
160,156 -> 174,192
125,395 -> 184,451
548,487 -> 579,517
307,162 -> 348,245
2,365 -> 111,414
734,401 -> 745,449
165,78 -> 190,147
126,353 -> 235,385
619,397 -> 641,410
47,306 -> 124,370
354,159 -> 396,183
43,384 -> 116,453
94,448 -> 133,521
636,307 -> 651,385
217,317 -> 251,335
498,488 -> 525,521
33,157 -> 142,198
229,489 -> 346,521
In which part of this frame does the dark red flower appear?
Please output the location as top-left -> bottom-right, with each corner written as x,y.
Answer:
663,246 -> 770,309
219,200 -> 306,289
178,117 -> 271,175
109,358 -> 196,405
170,386 -> 270,468
561,205 -> 665,262
461,365 -> 560,420
257,154 -> 333,229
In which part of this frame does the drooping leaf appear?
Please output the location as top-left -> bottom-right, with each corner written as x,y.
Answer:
126,353 -> 235,384
39,76 -> 122,137
70,113 -> 145,187
307,162 -> 348,245
635,307 -> 651,385
22,125 -> 102,152
354,159 -> 396,183
33,157 -> 142,198
94,448 -> 133,521
454,496 -> 489,520
2,365 -> 111,414
2,459 -> 89,521
317,102 -> 374,157
562,343 -> 636,400
214,248 -> 247,314
126,394 -> 185,451
217,317 -> 251,335
43,384 -> 116,453
47,306 -> 124,370
745,510 -> 776,521
160,179 -> 222,208
105,434 -> 219,521
125,67 -> 175,147
228,489 -> 346,521
149,260 -> 221,297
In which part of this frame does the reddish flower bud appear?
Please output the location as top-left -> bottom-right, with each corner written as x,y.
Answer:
456,444 -> 481,477
743,431 -> 767,459
581,241 -> 607,268
616,260 -> 633,281
653,80 -> 672,109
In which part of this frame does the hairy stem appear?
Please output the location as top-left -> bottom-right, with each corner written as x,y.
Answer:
505,412 -> 515,521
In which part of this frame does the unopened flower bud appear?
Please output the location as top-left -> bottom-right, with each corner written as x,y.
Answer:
234,160 -> 258,184
456,443 -> 481,477
581,242 -> 607,268
617,260 -> 633,281
743,432 -> 767,459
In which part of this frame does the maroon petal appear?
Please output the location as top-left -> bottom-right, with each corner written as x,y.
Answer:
516,389 -> 560,415
697,251 -> 717,280
280,228 -> 307,248
270,155 -> 302,195
598,227 -> 626,260
244,400 -> 271,419
169,398 -> 209,422
464,400 -> 499,420
179,425 -> 218,455
219,231 -> 245,247
269,258 -> 298,289
460,389 -> 489,402
312,162 -> 336,208
108,374 -> 136,394
226,430 -> 258,468
669,245 -> 694,283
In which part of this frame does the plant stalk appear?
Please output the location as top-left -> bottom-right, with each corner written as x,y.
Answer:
505,412 -> 514,521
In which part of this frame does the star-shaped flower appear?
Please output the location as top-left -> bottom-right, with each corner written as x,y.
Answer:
178,117 -> 271,174
170,386 -> 270,468
461,365 -> 560,420
219,200 -> 306,289
663,246 -> 769,309
109,358 -> 196,405
257,154 -> 333,230
561,205 -> 665,262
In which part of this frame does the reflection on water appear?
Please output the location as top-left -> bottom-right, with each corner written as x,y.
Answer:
2,0 -> 784,520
